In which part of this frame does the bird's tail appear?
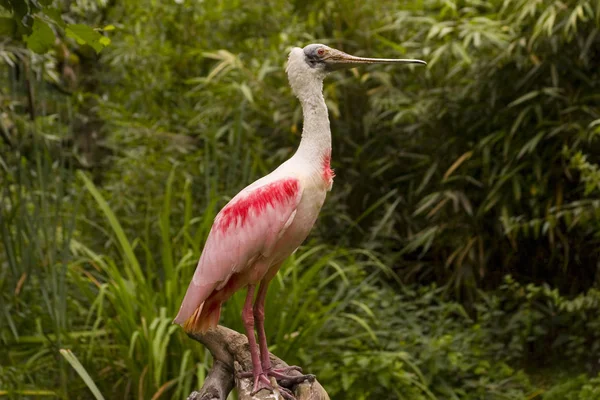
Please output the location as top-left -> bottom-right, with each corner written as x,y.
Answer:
175,275 -> 241,333
182,299 -> 222,333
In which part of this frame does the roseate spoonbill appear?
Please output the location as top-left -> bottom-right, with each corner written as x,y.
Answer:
174,44 -> 426,397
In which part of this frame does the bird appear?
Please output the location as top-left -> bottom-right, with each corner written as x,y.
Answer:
174,43 -> 426,398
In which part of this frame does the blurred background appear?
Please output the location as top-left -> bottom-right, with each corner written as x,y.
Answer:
1,0 -> 600,398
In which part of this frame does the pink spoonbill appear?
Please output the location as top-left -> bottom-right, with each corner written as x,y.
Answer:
174,44 -> 426,398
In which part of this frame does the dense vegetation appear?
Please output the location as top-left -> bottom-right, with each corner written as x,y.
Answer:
1,0 -> 600,398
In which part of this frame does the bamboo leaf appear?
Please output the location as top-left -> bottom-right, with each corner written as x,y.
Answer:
443,151 -> 473,181
508,91 -> 540,108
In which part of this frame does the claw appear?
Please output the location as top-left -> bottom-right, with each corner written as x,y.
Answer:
237,365 -> 314,399
277,373 -> 316,388
277,386 -> 296,400
237,370 -> 254,379
265,365 -> 315,388
237,371 -> 298,399
250,373 -> 272,395
270,365 -> 303,374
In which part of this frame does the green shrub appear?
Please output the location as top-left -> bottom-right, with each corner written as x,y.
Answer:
479,276 -> 600,369
308,284 -> 534,399
544,373 -> 600,400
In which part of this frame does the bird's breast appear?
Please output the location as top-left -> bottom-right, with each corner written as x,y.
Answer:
267,180 -> 327,265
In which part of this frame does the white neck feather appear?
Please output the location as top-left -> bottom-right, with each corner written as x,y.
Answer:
286,48 -> 332,167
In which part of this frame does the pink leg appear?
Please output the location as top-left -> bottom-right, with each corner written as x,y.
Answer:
241,285 -> 270,395
254,279 -> 273,371
253,280 -> 315,388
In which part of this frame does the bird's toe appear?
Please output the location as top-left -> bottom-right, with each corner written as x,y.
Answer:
266,366 -> 315,388
250,373 -> 273,395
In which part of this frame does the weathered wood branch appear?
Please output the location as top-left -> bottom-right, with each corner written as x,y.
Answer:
186,326 -> 329,400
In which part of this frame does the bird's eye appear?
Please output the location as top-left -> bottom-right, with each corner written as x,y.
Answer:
317,48 -> 325,56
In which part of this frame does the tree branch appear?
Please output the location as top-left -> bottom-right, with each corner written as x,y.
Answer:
186,326 -> 329,400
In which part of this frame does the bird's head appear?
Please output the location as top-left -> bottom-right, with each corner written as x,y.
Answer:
286,43 -> 426,99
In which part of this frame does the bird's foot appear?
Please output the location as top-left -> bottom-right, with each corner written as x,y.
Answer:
250,373 -> 272,395
238,366 -> 314,399
269,365 -> 303,375
248,373 -> 296,399
239,365 -> 303,378
275,386 -> 296,400
265,366 -> 316,388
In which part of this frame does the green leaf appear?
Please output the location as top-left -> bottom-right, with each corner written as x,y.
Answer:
239,82 -> 254,103
508,91 -> 540,108
60,349 -> 105,400
341,313 -> 379,343
102,24 -> 116,31
25,18 -> 55,54
416,162 -> 438,194
7,0 -> 30,28
77,171 -> 145,284
44,7 -> 66,28
66,24 -> 110,53
0,17 -> 17,37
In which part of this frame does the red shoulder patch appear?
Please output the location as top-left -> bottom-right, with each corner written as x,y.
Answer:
322,153 -> 335,189
216,179 -> 299,233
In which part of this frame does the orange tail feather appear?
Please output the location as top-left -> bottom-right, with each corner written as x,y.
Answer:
183,300 -> 222,333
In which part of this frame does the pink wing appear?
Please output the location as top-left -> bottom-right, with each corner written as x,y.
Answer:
173,177 -> 302,325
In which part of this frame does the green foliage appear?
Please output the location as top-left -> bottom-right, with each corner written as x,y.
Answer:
25,18 -> 55,54
0,134 -> 79,396
544,373 -> 600,400
2,0 -> 600,399
311,284 -> 534,399
479,276 -> 600,369
59,349 -> 105,400
373,0 -> 600,294
66,24 -> 111,53
81,0 -> 600,298
580,375 -> 600,400
0,0 -> 111,54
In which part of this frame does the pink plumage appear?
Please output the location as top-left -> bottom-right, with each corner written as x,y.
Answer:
322,151 -> 335,190
173,177 -> 304,332
216,179 -> 300,233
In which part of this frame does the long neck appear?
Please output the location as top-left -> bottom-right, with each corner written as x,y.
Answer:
294,80 -> 332,165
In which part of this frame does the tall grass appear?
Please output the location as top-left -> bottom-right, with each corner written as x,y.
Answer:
0,113 -> 81,397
